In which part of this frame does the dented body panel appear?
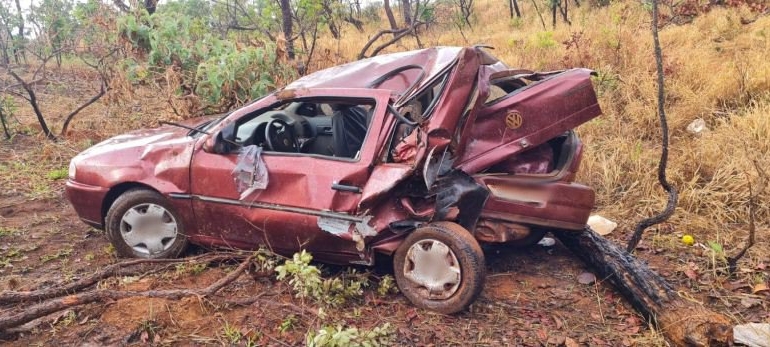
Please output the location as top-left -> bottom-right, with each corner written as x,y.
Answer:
66,46 -> 602,265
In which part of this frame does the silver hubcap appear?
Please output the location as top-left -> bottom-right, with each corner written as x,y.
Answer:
403,239 -> 461,300
119,203 -> 178,255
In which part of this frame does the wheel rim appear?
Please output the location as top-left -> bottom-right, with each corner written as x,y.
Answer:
403,238 -> 461,300
119,203 -> 178,255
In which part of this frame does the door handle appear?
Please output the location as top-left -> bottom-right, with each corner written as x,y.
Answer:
332,183 -> 362,193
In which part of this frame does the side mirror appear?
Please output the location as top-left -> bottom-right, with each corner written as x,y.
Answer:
207,123 -> 237,154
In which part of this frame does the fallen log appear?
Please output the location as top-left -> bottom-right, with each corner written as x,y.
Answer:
553,227 -> 733,346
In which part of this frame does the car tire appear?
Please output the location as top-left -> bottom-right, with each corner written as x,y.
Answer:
393,222 -> 486,314
105,189 -> 188,259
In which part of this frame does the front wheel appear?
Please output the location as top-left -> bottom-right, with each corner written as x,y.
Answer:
393,222 -> 486,314
105,189 -> 188,259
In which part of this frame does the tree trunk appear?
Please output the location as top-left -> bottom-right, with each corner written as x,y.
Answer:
511,0 -> 521,18
0,108 -> 10,139
383,0 -> 398,30
6,69 -> 55,140
401,0 -> 412,26
13,0 -> 24,64
280,0 -> 295,60
553,228 -> 733,346
551,0 -> 557,28
322,2 -> 340,39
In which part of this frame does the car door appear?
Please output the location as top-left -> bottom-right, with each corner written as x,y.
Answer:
454,68 -> 602,174
188,88 -> 392,264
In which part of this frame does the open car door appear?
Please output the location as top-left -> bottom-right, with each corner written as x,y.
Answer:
455,68 -> 602,174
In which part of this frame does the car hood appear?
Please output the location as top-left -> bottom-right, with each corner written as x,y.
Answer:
79,117 -> 211,158
71,117 -> 212,191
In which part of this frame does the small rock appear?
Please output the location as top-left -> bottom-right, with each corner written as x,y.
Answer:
538,237 -> 556,247
734,323 -> 770,347
687,118 -> 709,136
577,272 -> 596,285
587,215 -> 617,236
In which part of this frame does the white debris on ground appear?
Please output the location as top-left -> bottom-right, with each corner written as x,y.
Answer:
577,272 -> 596,285
733,323 -> 770,347
537,237 -> 556,247
587,215 -> 617,236
686,118 -> 709,136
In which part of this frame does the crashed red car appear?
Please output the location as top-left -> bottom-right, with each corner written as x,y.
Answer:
66,46 -> 601,313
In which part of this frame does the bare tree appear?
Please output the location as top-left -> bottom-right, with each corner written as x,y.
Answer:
401,0 -> 412,26
455,0 -> 473,27
280,0 -> 295,60
508,0 -> 521,18
383,0 -> 399,30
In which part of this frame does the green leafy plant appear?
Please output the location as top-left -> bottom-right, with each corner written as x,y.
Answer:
220,321 -> 243,344
306,323 -> 394,347
376,275 -> 398,297
276,250 -> 370,307
117,11 -> 296,114
46,168 -> 69,180
278,314 -> 298,333
40,248 -> 72,263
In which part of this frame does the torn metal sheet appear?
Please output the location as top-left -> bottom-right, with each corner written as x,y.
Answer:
231,145 -> 268,199
432,170 -> 490,231
317,215 -> 377,251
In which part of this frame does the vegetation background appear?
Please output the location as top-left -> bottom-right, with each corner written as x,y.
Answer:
0,0 -> 768,345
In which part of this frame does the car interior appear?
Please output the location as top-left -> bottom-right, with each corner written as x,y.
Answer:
231,98 -> 376,159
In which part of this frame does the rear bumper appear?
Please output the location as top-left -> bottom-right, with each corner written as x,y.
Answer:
65,179 -> 108,229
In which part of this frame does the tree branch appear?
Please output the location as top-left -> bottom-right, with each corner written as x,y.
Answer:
358,22 -> 424,60
727,159 -> 767,274
4,68 -> 55,140
60,81 -> 106,136
0,253 -> 240,305
0,254 -> 257,331
626,0 -> 678,252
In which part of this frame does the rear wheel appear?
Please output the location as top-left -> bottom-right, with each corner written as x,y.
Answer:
393,222 -> 486,314
105,189 -> 188,259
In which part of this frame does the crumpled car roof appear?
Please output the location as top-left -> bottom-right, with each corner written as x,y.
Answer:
286,47 -> 466,97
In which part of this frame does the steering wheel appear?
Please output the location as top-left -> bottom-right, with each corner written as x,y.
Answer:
264,118 -> 299,152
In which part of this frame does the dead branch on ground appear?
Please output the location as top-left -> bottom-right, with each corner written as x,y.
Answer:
0,252 -> 262,331
0,253 -> 238,305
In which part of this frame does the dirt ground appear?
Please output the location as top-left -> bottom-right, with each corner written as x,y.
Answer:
0,137 -> 767,346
